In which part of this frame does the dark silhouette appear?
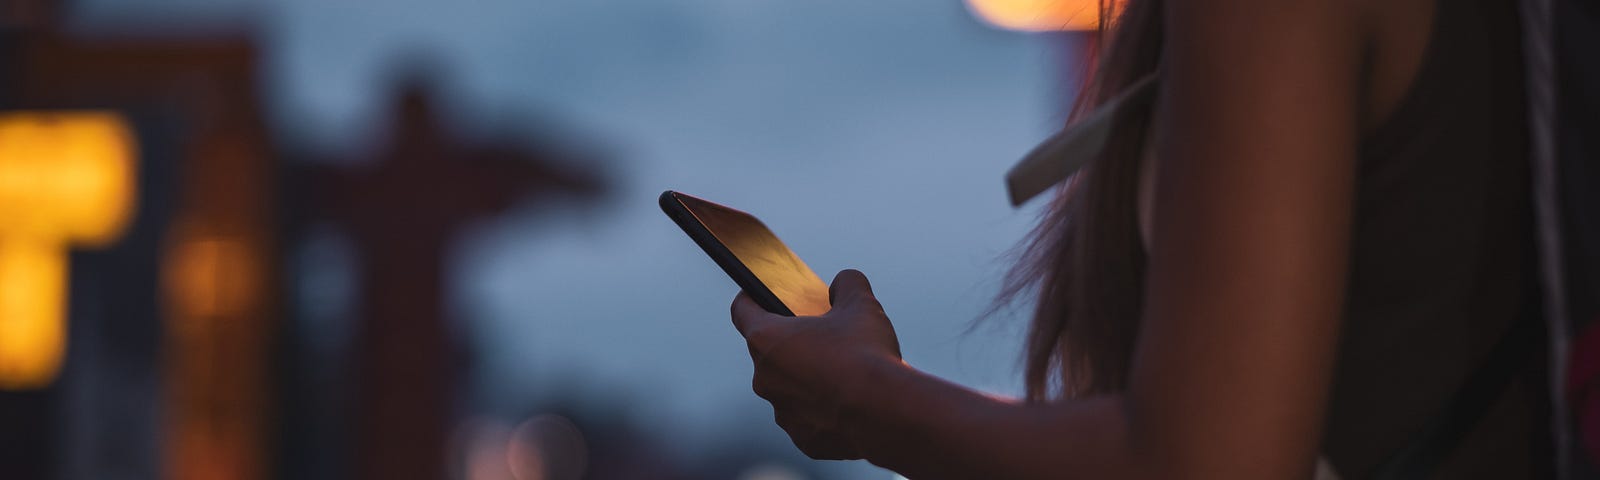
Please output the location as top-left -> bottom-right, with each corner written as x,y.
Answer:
315,76 -> 605,480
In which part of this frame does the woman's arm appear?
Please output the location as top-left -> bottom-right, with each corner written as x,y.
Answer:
1130,0 -> 1361,475
840,359 -> 1140,479
732,0 -> 1364,477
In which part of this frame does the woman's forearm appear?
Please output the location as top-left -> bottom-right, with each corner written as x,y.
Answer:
841,359 -> 1147,480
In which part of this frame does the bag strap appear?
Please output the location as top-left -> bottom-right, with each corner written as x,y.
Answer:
1369,313 -> 1542,479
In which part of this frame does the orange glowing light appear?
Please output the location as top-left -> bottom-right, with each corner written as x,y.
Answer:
0,111 -> 137,390
163,233 -> 260,321
964,0 -> 1120,31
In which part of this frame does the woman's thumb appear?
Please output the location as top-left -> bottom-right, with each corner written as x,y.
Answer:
828,269 -> 876,309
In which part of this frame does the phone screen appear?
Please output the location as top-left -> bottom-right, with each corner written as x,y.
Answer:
671,193 -> 832,316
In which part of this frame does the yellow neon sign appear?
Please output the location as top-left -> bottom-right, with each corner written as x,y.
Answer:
0,111 -> 137,390
965,0 -> 1119,31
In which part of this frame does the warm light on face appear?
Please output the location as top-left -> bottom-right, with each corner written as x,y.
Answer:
0,111 -> 137,390
964,0 -> 1118,31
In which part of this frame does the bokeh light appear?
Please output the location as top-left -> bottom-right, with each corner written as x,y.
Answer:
738,464 -> 809,480
964,0 -> 1119,31
0,111 -> 137,390
508,415 -> 587,480
163,233 -> 262,321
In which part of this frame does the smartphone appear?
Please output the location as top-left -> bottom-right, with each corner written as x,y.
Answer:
660,190 -> 831,317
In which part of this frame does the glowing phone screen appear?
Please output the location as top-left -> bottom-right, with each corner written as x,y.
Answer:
675,194 -> 831,316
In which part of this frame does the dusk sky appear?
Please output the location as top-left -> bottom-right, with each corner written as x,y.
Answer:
71,0 -> 1079,476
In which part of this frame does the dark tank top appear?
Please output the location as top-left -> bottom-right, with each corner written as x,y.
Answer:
1320,0 -> 1547,477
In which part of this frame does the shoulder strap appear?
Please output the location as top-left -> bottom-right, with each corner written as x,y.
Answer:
1519,0 -> 1573,471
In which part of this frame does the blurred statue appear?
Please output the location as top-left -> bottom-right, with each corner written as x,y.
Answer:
315,73 -> 605,480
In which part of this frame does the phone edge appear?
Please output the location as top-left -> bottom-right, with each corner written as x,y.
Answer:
659,190 -> 797,317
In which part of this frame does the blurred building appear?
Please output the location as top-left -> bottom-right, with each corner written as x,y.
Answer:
1,7 -> 279,479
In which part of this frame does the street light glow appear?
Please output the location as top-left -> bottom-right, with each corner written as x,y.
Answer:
0,111 -> 137,390
965,0 -> 1118,31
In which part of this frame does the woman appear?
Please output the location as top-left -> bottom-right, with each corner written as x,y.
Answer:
728,0 -> 1548,477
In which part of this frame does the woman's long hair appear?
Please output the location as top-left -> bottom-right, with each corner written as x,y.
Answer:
1001,0 -> 1166,400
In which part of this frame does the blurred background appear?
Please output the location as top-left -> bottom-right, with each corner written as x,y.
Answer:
0,0 -> 1102,478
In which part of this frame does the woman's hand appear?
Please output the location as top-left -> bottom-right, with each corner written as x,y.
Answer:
730,269 -> 903,460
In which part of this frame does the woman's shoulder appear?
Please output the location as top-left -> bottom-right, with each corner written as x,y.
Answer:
1355,0 -> 1437,132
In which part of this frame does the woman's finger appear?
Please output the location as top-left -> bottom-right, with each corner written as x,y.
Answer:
730,292 -> 776,337
771,408 -> 835,459
827,269 -> 876,310
752,366 -> 809,402
790,428 -> 859,461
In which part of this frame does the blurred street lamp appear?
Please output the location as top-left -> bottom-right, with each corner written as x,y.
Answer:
965,0 -> 1121,31
0,111 -> 137,390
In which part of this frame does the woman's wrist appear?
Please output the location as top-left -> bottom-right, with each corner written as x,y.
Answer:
836,354 -> 1028,477
835,352 -> 919,464
836,351 -> 901,423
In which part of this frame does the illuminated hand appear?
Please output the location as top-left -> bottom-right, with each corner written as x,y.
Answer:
730,269 -> 903,460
